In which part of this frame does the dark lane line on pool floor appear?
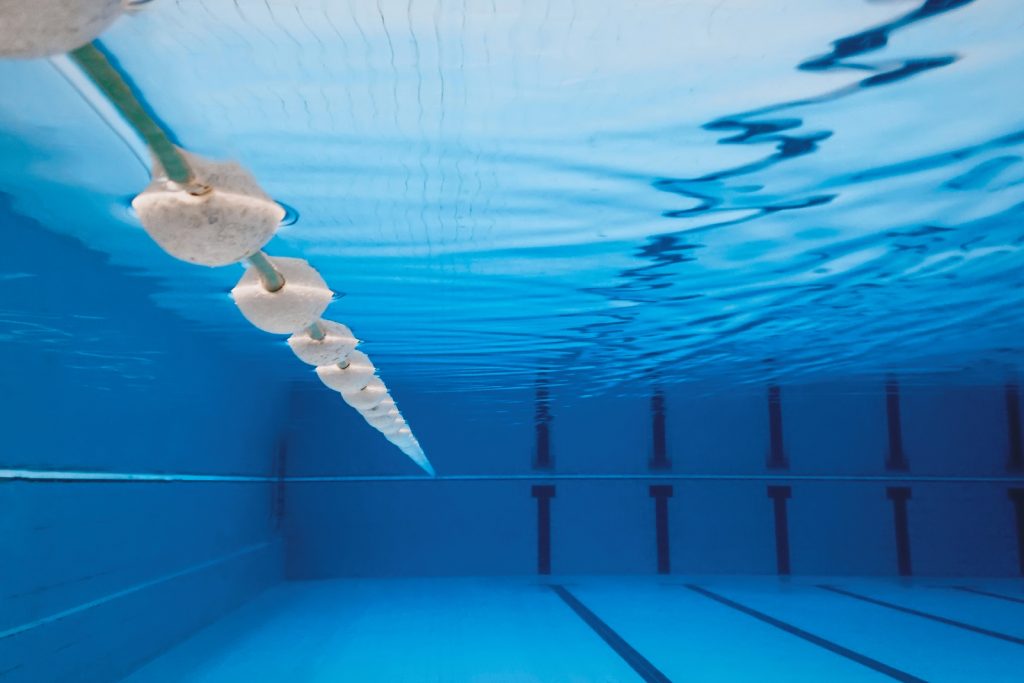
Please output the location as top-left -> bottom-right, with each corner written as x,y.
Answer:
819,585 -> 1024,646
685,585 -> 925,683
549,585 -> 672,683
952,586 -> 1024,605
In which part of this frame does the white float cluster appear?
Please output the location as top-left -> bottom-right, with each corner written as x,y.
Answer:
169,156 -> 433,474
0,0 -> 434,474
228,255 -> 432,471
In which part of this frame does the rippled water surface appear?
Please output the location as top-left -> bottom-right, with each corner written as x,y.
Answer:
1,0 -> 1023,394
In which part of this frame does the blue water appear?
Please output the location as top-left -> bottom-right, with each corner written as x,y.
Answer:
1,0 -> 1022,395
2,1 -> 1024,681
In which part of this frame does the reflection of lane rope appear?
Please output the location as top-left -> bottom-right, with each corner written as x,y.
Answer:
1,6 -> 433,474
48,52 -> 151,174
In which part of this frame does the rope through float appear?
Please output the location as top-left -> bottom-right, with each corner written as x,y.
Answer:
46,38 -> 434,475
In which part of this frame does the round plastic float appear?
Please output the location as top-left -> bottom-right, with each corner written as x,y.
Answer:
231,257 -> 332,334
133,151 -> 285,267
341,376 -> 388,410
0,0 -> 124,59
288,320 -> 358,366
315,350 -> 375,392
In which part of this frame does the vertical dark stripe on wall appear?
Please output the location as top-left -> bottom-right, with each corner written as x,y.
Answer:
534,379 -> 553,470
885,377 -> 908,471
766,385 -> 788,469
649,485 -> 673,574
767,486 -> 792,575
273,442 -> 287,531
887,487 -> 913,576
650,390 -> 670,470
1009,489 -> 1024,576
532,485 -> 556,575
1006,384 -> 1023,472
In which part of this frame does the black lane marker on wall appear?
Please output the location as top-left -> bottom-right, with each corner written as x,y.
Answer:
766,385 -> 788,469
649,485 -> 673,574
953,586 -> 1024,605
534,379 -> 553,470
650,390 -> 670,470
1010,488 -> 1024,576
819,585 -> 1024,646
550,585 -> 671,683
886,487 -> 913,576
532,485 -> 556,575
1008,384 -> 1023,472
767,485 -> 792,575
885,377 -> 908,471
686,585 -> 925,683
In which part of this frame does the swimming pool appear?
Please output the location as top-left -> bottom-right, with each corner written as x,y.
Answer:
1,0 -> 1023,680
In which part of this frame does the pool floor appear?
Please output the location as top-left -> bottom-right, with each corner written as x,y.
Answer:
123,576 -> 1024,682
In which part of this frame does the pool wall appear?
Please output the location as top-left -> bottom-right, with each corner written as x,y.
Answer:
285,381 -> 1023,578
0,217 -> 288,681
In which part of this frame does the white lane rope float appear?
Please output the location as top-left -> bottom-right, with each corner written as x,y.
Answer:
0,2 -> 435,474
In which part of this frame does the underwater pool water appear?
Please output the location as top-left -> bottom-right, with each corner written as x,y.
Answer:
1,0 -> 1022,395
2,0 -> 1024,681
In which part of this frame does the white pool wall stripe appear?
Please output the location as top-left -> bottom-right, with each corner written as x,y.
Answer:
0,541 -> 274,641
4,469 -> 1023,484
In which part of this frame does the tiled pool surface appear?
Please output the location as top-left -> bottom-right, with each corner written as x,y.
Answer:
123,576 -> 1024,682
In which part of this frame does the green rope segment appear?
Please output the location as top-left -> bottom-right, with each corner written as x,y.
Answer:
70,44 -> 290,300
69,43 -> 193,184
246,251 -> 287,292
